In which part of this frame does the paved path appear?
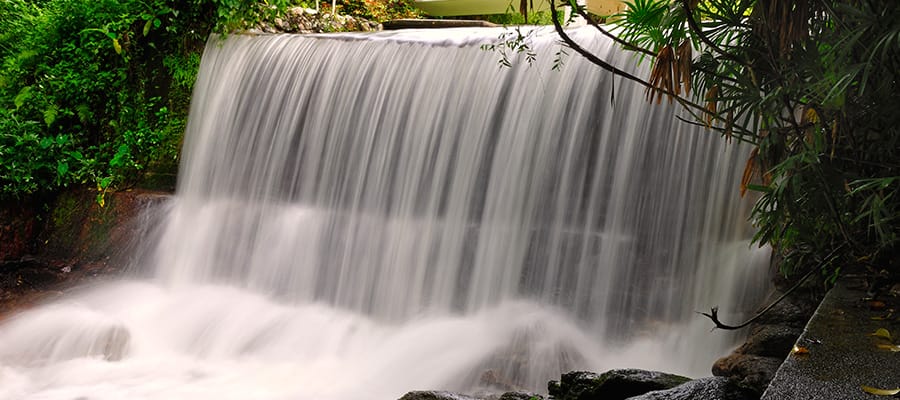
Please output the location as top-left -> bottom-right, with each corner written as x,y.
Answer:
762,280 -> 900,399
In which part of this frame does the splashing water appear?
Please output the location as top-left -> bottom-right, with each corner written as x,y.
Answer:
0,27 -> 770,400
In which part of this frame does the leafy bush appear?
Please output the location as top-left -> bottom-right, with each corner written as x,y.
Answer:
0,0 -> 291,201
336,0 -> 420,22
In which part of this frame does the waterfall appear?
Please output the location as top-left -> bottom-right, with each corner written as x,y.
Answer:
0,27 -> 769,400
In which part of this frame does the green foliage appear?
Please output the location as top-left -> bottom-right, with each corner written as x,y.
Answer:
481,28 -> 539,68
210,0 -> 292,32
605,0 -> 900,277
476,11 -> 557,25
336,0 -> 420,22
0,0 -> 292,201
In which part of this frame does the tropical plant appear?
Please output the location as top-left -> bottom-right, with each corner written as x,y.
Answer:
540,0 -> 899,279
0,0 -> 293,201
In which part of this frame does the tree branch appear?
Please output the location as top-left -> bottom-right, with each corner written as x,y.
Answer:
548,0 -> 718,121
572,5 -> 742,87
699,245 -> 844,330
573,6 -> 655,56
674,115 -> 757,144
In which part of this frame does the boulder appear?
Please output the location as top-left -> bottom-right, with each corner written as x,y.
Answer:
626,377 -> 756,400
751,295 -> 817,329
498,392 -> 544,400
712,353 -> 783,395
548,369 -> 691,400
735,325 -> 802,358
398,391 -> 481,400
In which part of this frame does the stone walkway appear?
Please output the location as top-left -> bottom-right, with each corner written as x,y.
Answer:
761,279 -> 900,399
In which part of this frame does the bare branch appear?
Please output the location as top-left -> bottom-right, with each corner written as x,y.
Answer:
699,245 -> 844,330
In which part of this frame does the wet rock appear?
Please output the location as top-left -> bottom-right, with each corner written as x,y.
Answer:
498,392 -> 544,400
735,325 -> 802,358
0,201 -> 38,261
99,324 -> 131,361
383,19 -> 498,29
626,377 -> 756,400
478,369 -> 520,392
398,391 -> 481,400
712,353 -> 783,395
710,280 -> 823,396
752,294 -> 818,329
548,369 -> 691,400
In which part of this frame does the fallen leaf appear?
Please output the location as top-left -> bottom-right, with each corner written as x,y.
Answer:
871,328 -> 893,341
870,300 -> 887,311
871,312 -> 893,321
876,344 -> 900,352
791,345 -> 809,355
861,386 -> 900,396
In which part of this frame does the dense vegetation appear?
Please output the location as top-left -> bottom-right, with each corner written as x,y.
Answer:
0,0 -> 417,204
546,0 -> 899,278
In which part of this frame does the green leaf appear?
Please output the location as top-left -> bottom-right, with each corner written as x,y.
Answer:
110,144 -> 130,168
14,86 -> 32,109
745,184 -> 772,193
99,176 -> 113,190
76,104 -> 92,123
143,19 -> 152,36
44,106 -> 58,126
57,161 -> 68,177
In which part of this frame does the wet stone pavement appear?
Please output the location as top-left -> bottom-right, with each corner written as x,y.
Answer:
761,279 -> 900,400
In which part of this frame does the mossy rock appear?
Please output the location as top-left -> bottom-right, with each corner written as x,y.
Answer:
548,369 -> 691,400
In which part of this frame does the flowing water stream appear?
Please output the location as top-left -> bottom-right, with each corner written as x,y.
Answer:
0,27 -> 769,399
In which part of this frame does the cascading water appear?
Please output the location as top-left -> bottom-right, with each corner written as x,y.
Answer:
0,27 -> 770,399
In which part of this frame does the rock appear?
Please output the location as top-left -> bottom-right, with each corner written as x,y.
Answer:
548,369 -> 691,400
625,377 -> 756,400
478,369 -> 520,392
99,324 -> 131,361
382,19 -> 498,29
708,282 -> 822,396
752,295 -> 817,329
0,200 -> 38,262
498,392 -> 544,400
735,325 -> 802,358
398,391 -> 481,400
259,7 -> 382,34
712,353 -> 783,395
